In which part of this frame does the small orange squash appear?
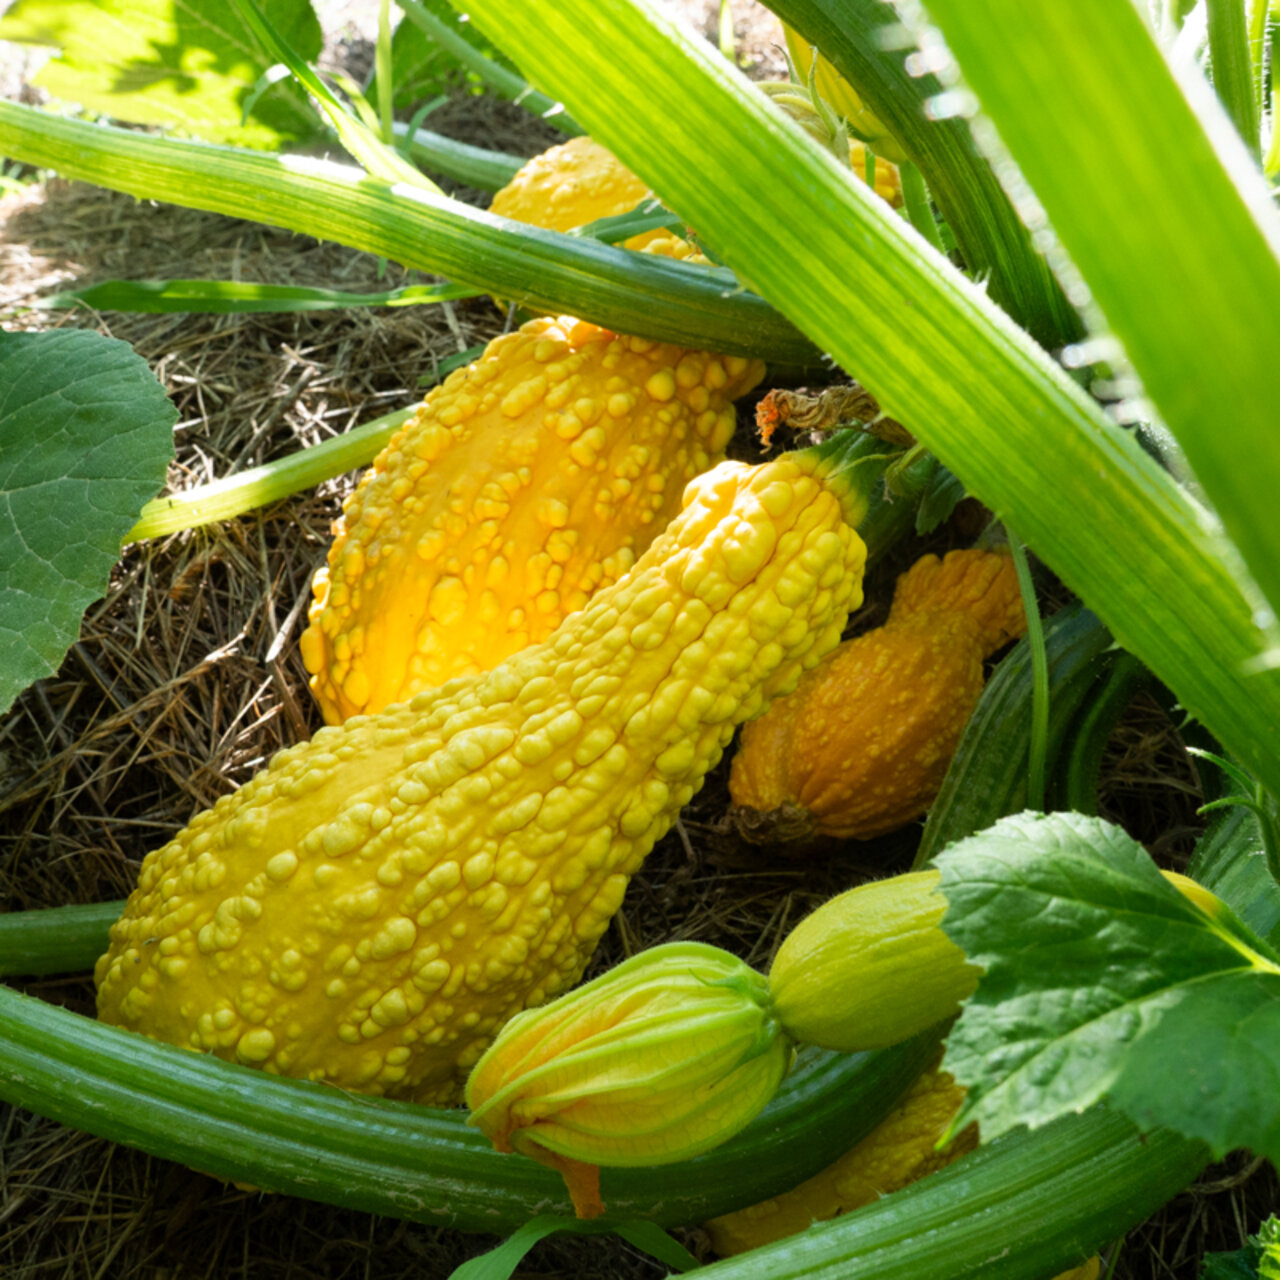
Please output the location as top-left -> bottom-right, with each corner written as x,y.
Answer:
728,548 -> 1027,845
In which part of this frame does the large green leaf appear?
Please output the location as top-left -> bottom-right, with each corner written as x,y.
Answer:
0,0 -> 321,146
0,330 -> 175,715
445,0 -> 1280,799
939,811 -> 1280,1164
1201,1215 -> 1280,1280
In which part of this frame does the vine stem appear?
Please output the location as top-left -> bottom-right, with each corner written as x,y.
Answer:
897,160 -> 947,254
1007,531 -> 1049,811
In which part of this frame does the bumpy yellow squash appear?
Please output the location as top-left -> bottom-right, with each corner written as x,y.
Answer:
490,129 -> 898,258
300,315 -> 763,722
97,435 -> 871,1105
489,134 -> 668,249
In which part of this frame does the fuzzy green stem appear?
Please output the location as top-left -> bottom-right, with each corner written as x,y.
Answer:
0,901 -> 123,977
392,122 -> 525,190
1061,653 -> 1149,815
1248,0 -> 1272,108
693,1107 -> 1202,1280
1208,0 -> 1262,153
899,161 -> 946,254
719,0 -> 736,60
125,406 -> 416,542
376,0 -> 394,143
0,976 -> 936,1230
1265,14 -> 1280,176
0,102 -> 814,362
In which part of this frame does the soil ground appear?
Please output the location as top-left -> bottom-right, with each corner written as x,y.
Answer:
0,2 -> 1275,1277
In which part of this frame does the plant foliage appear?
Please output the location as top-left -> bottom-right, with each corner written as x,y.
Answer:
0,0 -> 322,146
939,811 -> 1280,1164
0,330 -> 174,716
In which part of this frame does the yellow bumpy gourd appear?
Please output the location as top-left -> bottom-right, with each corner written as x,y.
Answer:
97,444 -> 868,1104
301,315 -> 763,722
489,135 -> 668,249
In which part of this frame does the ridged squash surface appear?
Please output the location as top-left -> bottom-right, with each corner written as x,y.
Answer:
729,548 -> 1026,843
301,315 -> 763,722
97,448 -> 867,1104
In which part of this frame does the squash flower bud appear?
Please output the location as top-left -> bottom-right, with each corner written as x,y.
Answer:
769,869 -> 981,1052
465,941 -> 793,1218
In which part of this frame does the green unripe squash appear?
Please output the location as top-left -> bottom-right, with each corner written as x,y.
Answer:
769,869 -> 980,1051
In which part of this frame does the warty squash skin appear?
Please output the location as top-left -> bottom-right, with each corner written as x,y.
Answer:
489,131 -> 897,264
729,548 -> 1027,845
96,440 -> 869,1105
300,315 -> 763,723
489,134 -> 668,250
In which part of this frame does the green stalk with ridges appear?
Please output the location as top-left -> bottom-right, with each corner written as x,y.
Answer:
0,974 -> 935,1231
915,0 -> 1280,631
0,101 -> 816,365
1208,0 -> 1262,153
392,122 -> 525,190
125,406 -> 416,543
767,0 -> 1084,349
692,1107 -> 1204,1280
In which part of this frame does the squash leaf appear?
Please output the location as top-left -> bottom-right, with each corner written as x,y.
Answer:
1201,1215 -> 1280,1279
0,0 -> 321,147
914,462 -> 966,536
938,810 -> 1280,1165
0,330 -> 176,716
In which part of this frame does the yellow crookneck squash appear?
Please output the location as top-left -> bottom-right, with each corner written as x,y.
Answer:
97,435 -> 872,1105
